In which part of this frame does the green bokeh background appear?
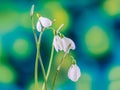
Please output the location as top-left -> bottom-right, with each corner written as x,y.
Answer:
0,0 -> 120,90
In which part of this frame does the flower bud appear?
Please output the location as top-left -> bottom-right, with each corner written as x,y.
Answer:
30,4 -> 34,17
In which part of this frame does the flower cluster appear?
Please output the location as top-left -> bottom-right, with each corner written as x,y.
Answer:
30,4 -> 81,90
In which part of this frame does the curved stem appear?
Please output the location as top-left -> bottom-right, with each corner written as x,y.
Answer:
46,45 -> 54,80
45,24 -> 65,82
38,32 -> 48,90
35,32 -> 43,90
31,16 -> 39,90
52,52 -> 68,90
31,17 -> 37,44
52,44 -> 71,90
42,41 -> 54,90
39,56 -> 47,90
52,69 -> 59,90
35,32 -> 47,90
31,17 -> 47,90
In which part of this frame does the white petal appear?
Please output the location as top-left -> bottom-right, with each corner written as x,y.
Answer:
61,37 -> 68,52
53,36 -> 59,52
53,35 -> 65,52
39,17 -> 52,28
36,20 -> 42,32
62,37 -> 75,53
56,36 -> 64,51
68,64 -> 81,82
30,4 -> 34,17
64,37 -> 75,50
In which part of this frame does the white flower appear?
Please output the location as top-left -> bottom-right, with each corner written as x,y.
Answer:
30,4 -> 34,17
68,64 -> 81,82
53,35 -> 75,53
62,37 -> 75,53
36,16 -> 52,32
53,35 -> 64,52
39,17 -> 52,28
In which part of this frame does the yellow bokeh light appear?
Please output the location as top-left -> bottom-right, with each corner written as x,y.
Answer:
0,65 -> 16,83
85,26 -> 110,56
109,81 -> 120,90
76,73 -> 92,90
27,81 -> 43,90
0,11 -> 19,35
109,66 -> 120,81
40,1 -> 71,32
20,12 -> 31,29
12,38 -> 32,59
103,0 -> 120,16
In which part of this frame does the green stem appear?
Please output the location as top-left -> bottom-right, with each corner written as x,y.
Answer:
52,44 -> 71,90
31,17 -> 37,44
52,52 -> 67,90
52,69 -> 59,90
34,32 -> 42,90
46,45 -> 54,80
31,17 -> 47,90
45,24 -> 65,81
35,32 -> 47,90
38,33 -> 48,90
31,16 -> 39,90
42,41 -> 54,90
35,45 -> 39,90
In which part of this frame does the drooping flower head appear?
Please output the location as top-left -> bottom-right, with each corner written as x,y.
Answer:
68,64 -> 81,82
53,35 -> 64,52
53,24 -> 75,53
61,36 -> 75,53
36,15 -> 52,32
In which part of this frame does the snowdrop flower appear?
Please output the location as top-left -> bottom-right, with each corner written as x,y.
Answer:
62,36 -> 75,53
53,35 -> 75,53
53,35 -> 64,52
68,64 -> 81,82
36,16 -> 52,32
30,4 -> 34,17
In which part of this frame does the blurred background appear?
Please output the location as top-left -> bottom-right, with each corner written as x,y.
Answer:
0,0 -> 120,90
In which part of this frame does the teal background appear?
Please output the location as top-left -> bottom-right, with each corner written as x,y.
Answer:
0,0 -> 120,90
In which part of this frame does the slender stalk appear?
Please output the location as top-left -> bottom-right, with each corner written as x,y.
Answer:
34,47 -> 39,90
42,44 -> 54,90
31,17 -> 37,44
56,24 -> 64,33
31,17 -> 47,90
46,24 -> 64,80
42,24 -> 64,90
52,52 -> 67,90
38,32 -> 47,90
31,16 -> 39,90
52,44 -> 71,90
52,70 -> 59,90
35,32 -> 47,90
46,45 -> 54,80
34,32 -> 43,90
